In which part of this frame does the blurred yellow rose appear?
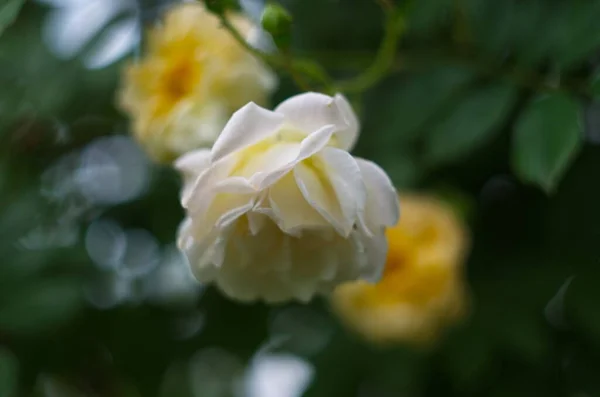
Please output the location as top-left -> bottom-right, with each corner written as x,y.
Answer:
118,2 -> 277,162
331,194 -> 470,345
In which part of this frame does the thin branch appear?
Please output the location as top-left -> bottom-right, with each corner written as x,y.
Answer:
336,13 -> 405,93
218,15 -> 280,67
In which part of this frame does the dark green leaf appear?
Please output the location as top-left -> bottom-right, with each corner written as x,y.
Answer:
552,2 -> 600,68
369,66 -> 474,143
467,0 -> 549,65
425,82 -> 517,166
0,347 -> 18,397
406,0 -> 453,38
0,278 -> 84,337
568,274 -> 600,347
493,312 -> 550,365
0,0 -> 24,37
512,93 -> 583,193
432,186 -> 476,222
159,362 -> 194,397
591,71 -> 600,98
372,150 -> 420,189
32,375 -> 88,397
443,323 -> 493,392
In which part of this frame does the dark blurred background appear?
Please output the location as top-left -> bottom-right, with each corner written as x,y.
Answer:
2,0 -> 600,396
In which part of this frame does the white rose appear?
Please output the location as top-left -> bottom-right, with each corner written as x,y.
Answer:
176,92 -> 400,303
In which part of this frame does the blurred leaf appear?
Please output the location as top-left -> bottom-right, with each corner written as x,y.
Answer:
511,1 -> 552,67
424,82 -> 517,166
552,2 -> 600,68
443,322 -> 494,393
0,278 -> 84,337
0,347 -> 18,397
32,375 -> 88,397
568,274 -> 600,347
159,362 -> 194,397
512,93 -> 583,193
493,312 -> 550,365
432,186 -> 476,222
372,150 -> 420,189
592,72 -> 600,98
368,66 -> 474,144
465,0 -> 515,57
0,0 -> 24,37
466,0 -> 548,65
406,0 -> 453,38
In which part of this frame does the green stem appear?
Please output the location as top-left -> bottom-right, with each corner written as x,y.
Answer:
308,47 -> 590,98
336,9 -> 406,93
218,15 -> 281,67
218,14 -> 334,93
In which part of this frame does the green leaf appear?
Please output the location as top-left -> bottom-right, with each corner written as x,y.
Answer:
32,375 -> 87,397
0,347 -> 18,397
432,186 -> 476,222
591,72 -> 600,98
159,362 -> 194,397
512,93 -> 583,193
493,312 -> 550,365
0,278 -> 84,337
368,66 -> 474,143
373,150 -> 420,190
552,2 -> 600,68
567,273 -> 600,348
424,82 -> 517,166
443,323 -> 493,392
0,0 -> 24,37
407,0 -> 453,38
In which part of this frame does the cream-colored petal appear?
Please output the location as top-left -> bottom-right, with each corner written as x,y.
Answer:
251,125 -> 336,190
174,148 -> 212,176
247,211 -> 268,236
214,197 -> 255,230
333,94 -> 360,150
355,158 -> 400,233
174,149 -> 212,201
211,102 -> 284,163
183,155 -> 237,212
319,147 -> 366,234
177,218 -> 218,278
245,143 -> 300,185
215,176 -> 257,194
294,162 -> 346,237
268,173 -> 329,234
359,231 -> 388,283
274,92 -> 358,150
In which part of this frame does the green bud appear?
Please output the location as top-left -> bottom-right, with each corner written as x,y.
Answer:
261,3 -> 293,49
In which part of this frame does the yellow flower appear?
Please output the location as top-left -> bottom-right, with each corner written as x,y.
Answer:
118,2 -> 277,162
331,194 -> 470,345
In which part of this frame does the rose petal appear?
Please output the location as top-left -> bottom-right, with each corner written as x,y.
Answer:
355,158 -> 400,233
319,147 -> 366,232
294,162 -> 347,237
274,92 -> 359,150
359,231 -> 388,283
268,173 -> 329,234
174,148 -> 212,175
211,102 -> 284,163
251,124 -> 336,190
183,156 -> 237,212
175,149 -> 212,201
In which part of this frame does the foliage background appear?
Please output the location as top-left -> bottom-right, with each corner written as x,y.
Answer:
2,0 -> 600,395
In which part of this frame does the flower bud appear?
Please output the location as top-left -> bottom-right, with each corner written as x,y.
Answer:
261,3 -> 293,49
